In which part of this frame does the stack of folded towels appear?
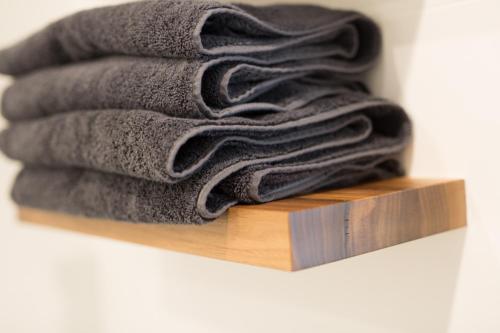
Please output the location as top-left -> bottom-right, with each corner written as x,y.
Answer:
0,0 -> 411,224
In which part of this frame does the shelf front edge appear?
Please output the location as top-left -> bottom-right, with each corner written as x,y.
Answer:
16,177 -> 467,271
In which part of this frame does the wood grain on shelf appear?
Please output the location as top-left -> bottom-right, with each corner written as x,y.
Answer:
17,178 -> 467,271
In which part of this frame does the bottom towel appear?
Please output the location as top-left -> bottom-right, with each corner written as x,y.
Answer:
12,151 -> 405,224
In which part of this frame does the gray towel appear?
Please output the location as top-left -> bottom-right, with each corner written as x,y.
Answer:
0,0 -> 380,76
2,56 -> 368,121
11,154 -> 404,224
0,93 -> 410,184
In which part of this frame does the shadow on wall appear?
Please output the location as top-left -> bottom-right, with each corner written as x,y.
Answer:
360,0 -> 425,172
362,0 -> 424,100
159,228 -> 465,333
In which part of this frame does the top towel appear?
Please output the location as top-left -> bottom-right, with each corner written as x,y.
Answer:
0,0 -> 381,75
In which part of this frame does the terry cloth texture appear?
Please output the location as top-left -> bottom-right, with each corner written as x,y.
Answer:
0,93 -> 410,184
11,156 -> 404,224
1,56 -> 369,120
0,0 -> 380,75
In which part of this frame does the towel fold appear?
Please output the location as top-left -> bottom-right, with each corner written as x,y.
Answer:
0,93 -> 410,184
11,154 -> 404,224
0,0 -> 380,76
1,56 -> 368,121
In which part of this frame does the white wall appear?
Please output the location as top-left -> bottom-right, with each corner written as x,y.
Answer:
1,0 -> 500,332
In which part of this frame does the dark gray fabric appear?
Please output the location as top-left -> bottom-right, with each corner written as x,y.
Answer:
0,93 -> 409,184
1,56 -> 367,120
0,0 -> 380,75
195,137 -> 409,219
11,153 -> 405,224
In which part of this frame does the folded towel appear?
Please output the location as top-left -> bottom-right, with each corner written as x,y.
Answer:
2,56 -> 368,121
0,0 -> 380,76
0,93 -> 410,184
12,155 -> 404,224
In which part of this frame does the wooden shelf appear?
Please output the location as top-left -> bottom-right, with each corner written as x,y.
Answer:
17,178 -> 466,271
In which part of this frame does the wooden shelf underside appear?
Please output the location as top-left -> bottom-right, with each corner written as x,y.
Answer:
18,178 -> 467,271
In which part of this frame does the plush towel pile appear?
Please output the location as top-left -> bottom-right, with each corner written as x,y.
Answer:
0,0 -> 411,224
